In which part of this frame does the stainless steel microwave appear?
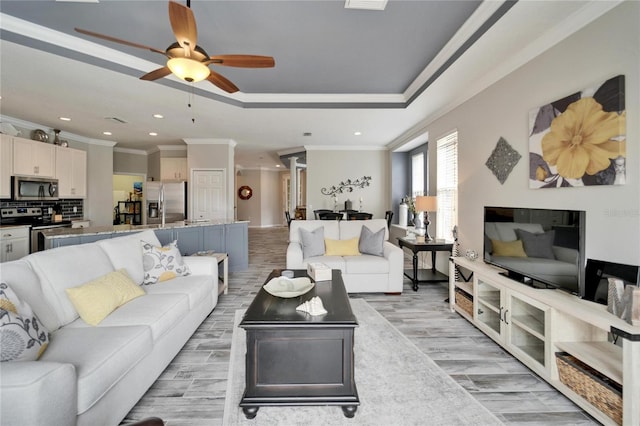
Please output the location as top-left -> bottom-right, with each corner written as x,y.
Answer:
12,176 -> 59,200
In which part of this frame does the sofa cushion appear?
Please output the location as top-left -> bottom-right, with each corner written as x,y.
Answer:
0,282 -> 49,361
325,238 -> 360,256
515,229 -> 556,259
40,325 -> 152,415
0,260 -> 59,333
344,255 -> 390,274
97,230 -> 161,285
300,227 -> 325,259
143,274 -> 214,309
491,239 -> 527,257
65,270 -> 145,326
359,226 -> 385,257
141,240 -> 191,285
66,293 -> 190,341
25,244 -> 115,330
290,220 -> 339,243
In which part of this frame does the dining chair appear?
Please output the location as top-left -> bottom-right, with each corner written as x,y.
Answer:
348,212 -> 373,220
314,209 -> 333,220
284,211 -> 292,228
385,210 -> 394,229
319,212 -> 343,220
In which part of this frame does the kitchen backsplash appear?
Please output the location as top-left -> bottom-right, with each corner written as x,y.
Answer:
0,199 -> 84,221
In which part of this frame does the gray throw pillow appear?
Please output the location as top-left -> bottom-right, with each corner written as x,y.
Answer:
300,227 -> 325,259
359,226 -> 385,257
515,228 -> 556,259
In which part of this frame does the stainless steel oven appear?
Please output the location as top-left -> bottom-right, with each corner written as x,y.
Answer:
0,207 -> 72,253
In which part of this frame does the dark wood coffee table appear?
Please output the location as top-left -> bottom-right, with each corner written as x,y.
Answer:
239,269 -> 359,419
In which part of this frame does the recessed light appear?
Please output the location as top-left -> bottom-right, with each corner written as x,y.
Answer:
354,131 -> 362,136
276,165 -> 281,168
152,114 -> 164,119
149,132 -> 158,136
59,117 -> 72,121
103,131 -> 112,136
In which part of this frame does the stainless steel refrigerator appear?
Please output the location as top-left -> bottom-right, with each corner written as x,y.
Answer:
146,181 -> 187,225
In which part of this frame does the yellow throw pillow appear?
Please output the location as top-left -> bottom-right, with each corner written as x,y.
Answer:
324,238 -> 361,256
490,239 -> 528,258
66,269 -> 145,326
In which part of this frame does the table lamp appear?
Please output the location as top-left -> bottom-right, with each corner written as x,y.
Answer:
414,196 -> 437,242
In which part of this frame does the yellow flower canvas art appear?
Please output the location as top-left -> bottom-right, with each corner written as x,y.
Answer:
529,75 -> 626,188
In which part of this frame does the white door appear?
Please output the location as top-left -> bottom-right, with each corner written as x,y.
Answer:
191,169 -> 226,220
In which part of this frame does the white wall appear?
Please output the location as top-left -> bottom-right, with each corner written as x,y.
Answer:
426,1 -> 639,266
306,148 -> 390,219
85,143 -> 115,226
236,169 -> 284,227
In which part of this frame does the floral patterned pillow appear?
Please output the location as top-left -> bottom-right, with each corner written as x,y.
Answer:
0,282 -> 49,362
141,240 -> 191,285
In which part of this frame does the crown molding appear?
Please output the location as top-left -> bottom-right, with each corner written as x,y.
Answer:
305,145 -> 387,151
157,145 -> 187,151
183,138 -> 237,147
114,147 -> 148,155
0,114 -> 117,147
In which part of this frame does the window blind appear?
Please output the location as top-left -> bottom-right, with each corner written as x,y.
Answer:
436,131 -> 458,240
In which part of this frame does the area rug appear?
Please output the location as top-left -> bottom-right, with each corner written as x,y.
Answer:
223,298 -> 502,425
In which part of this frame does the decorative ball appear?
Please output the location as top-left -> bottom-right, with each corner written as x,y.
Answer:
465,249 -> 479,261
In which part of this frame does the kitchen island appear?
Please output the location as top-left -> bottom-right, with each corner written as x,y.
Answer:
40,220 -> 249,272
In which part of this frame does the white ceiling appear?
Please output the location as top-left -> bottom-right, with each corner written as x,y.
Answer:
0,0 -> 620,169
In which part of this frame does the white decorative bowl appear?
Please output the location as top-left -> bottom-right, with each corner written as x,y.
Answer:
263,276 -> 314,298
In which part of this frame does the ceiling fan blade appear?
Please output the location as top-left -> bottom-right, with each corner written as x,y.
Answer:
169,1 -> 198,52
140,67 -> 173,81
207,70 -> 239,93
209,55 -> 275,68
75,28 -> 165,55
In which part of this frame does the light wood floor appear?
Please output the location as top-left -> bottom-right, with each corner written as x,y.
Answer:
124,227 -> 598,425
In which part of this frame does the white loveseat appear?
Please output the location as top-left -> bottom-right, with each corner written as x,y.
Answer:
0,229 -> 218,426
484,222 -> 579,288
286,219 -> 404,293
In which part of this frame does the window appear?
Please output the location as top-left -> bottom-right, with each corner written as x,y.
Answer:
436,131 -> 458,240
411,152 -> 424,197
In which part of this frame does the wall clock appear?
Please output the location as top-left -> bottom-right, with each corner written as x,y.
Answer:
238,185 -> 253,200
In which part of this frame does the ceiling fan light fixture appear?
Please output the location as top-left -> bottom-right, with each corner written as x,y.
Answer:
167,57 -> 210,83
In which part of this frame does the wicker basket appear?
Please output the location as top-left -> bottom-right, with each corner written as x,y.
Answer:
556,352 -> 622,424
455,288 -> 473,317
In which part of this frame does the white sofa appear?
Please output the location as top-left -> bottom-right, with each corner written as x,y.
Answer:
0,229 -> 218,426
484,222 -> 579,288
286,219 -> 404,293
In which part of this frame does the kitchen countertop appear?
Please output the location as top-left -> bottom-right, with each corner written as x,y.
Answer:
0,224 -> 31,230
40,220 -> 249,239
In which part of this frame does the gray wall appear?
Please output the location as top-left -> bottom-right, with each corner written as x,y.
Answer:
113,150 -> 147,175
424,1 -> 639,266
306,148 -> 389,219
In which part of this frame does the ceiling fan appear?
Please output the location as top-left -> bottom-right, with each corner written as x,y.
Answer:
75,0 -> 274,93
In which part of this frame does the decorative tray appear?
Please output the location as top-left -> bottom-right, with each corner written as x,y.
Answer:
263,276 -> 314,298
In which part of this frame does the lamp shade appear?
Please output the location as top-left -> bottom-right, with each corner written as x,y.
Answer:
414,196 -> 437,212
167,58 -> 210,83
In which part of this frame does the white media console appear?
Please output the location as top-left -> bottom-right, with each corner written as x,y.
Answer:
449,256 -> 640,425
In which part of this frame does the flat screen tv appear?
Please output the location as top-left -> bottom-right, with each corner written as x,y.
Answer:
483,206 -> 586,295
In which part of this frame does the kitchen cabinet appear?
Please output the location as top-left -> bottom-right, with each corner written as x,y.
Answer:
225,222 -> 249,271
117,201 -> 142,225
1,226 -> 30,262
0,134 -> 13,198
160,157 -> 188,181
56,146 -> 87,198
12,137 -> 56,178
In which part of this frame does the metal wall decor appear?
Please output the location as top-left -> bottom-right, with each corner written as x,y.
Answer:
321,176 -> 371,196
485,137 -> 521,184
